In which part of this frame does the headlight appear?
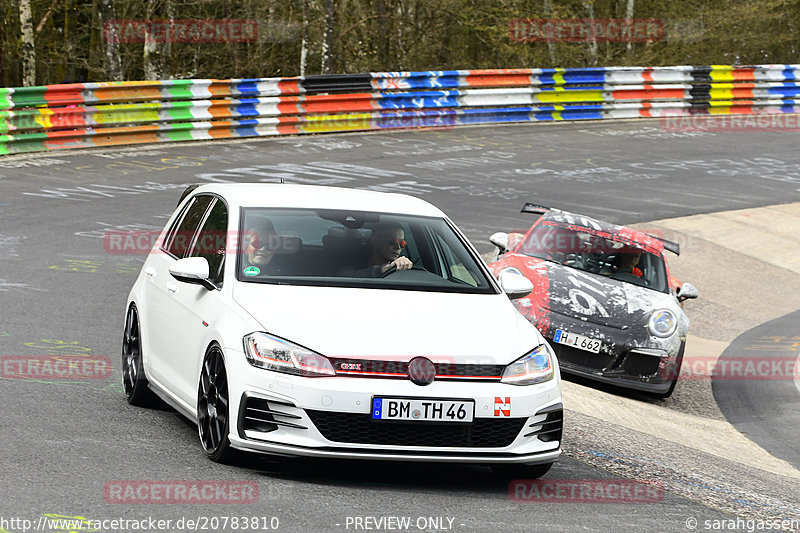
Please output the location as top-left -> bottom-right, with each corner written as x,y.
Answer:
501,344 -> 554,385
647,309 -> 677,338
243,332 -> 335,377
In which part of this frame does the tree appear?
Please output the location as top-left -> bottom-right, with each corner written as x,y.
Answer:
300,0 -> 309,75
143,0 -> 173,80
321,0 -> 335,73
97,0 -> 123,81
19,0 -> 36,86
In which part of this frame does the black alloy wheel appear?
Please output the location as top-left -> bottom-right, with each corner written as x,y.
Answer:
122,305 -> 154,406
197,345 -> 234,462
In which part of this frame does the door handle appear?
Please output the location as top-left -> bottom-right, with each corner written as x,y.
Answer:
144,267 -> 157,278
166,282 -> 178,293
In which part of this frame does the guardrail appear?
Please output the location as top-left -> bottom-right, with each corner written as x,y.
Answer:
2,65 -> 799,155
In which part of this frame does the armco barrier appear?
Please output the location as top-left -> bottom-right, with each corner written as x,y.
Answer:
2,65 -> 800,155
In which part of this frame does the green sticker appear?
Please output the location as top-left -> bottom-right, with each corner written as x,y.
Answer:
244,266 -> 260,276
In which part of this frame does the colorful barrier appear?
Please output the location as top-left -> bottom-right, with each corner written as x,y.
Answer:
2,65 -> 800,155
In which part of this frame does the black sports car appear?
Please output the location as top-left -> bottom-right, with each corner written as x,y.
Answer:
488,204 -> 698,397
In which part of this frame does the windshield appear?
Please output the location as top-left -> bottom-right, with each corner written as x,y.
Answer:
236,208 -> 497,294
517,221 -> 668,292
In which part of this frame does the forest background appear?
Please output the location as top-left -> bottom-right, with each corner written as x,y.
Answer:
0,0 -> 795,87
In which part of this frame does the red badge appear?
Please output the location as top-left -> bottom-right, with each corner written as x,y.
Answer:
494,397 -> 511,416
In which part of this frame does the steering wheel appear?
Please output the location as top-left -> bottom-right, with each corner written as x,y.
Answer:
379,264 -> 428,277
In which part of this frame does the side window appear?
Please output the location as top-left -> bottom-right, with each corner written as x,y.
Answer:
164,195 -> 214,258
190,199 -> 228,285
431,231 -> 478,287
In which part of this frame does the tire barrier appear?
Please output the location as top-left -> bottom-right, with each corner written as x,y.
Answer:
2,65 -> 799,155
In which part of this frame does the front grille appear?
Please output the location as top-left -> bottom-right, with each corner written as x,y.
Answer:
552,344 -> 614,371
328,358 -> 503,381
306,410 -> 526,448
435,363 -> 504,378
622,350 -> 661,377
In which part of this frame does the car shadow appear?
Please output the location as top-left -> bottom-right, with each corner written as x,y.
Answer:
160,399 -> 570,493
231,453 -> 511,492
161,407 -> 509,490
562,372 -> 668,404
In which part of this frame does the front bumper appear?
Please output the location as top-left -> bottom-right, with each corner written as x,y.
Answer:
229,435 -> 562,464
541,313 -> 683,393
225,349 -> 563,464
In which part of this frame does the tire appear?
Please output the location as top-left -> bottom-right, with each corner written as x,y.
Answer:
122,304 -> 155,406
197,345 -> 235,463
491,462 -> 553,479
656,341 -> 686,399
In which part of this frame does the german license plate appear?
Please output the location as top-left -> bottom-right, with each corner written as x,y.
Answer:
553,329 -> 602,353
371,397 -> 474,422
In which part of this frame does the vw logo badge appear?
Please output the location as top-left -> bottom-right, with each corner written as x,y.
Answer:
408,357 -> 436,386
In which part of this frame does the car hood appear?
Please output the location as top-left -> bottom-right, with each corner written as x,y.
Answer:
232,283 -> 544,365
517,257 -> 676,329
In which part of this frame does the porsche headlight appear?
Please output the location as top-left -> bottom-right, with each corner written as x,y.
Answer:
501,344 -> 554,385
647,309 -> 677,338
243,332 -> 335,377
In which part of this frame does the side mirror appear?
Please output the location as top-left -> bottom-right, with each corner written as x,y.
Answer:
169,257 -> 217,290
489,232 -> 509,252
677,282 -> 698,302
498,269 -> 533,300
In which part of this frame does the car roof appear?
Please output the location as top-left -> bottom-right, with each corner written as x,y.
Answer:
540,209 -> 666,255
190,183 -> 445,218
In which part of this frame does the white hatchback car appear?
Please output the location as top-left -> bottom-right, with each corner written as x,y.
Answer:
123,183 -> 562,477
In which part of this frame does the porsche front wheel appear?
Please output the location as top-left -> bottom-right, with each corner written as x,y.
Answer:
657,341 -> 686,399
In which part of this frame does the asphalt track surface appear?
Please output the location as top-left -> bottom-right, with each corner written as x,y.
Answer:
713,308 -> 800,469
1,121 -> 800,532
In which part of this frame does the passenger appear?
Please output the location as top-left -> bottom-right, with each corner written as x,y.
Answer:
340,222 -> 412,277
242,219 -> 282,275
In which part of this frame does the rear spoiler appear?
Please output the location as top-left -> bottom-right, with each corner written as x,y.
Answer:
520,202 -> 556,215
649,236 -> 680,255
521,201 -> 681,255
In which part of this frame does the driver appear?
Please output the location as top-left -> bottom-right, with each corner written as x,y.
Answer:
613,250 -> 643,278
340,222 -> 413,277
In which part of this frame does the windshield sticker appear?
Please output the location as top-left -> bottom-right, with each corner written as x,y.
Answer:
243,266 -> 260,276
